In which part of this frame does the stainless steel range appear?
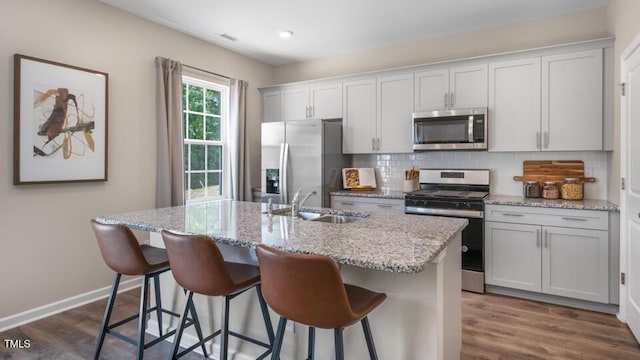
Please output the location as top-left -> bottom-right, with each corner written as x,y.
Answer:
405,169 -> 490,293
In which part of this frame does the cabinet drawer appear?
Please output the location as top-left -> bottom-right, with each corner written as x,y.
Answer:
331,196 -> 404,214
485,204 -> 608,230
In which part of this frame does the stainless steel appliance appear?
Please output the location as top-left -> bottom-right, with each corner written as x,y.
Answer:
261,119 -> 350,208
405,169 -> 490,293
412,108 -> 487,151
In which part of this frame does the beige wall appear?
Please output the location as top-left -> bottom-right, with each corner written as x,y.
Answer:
0,0 -> 273,318
606,0 -> 640,205
273,8 -> 609,84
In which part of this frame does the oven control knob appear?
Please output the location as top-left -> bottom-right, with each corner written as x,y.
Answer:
461,245 -> 469,253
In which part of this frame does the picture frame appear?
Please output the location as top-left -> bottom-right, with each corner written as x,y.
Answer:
13,54 -> 108,185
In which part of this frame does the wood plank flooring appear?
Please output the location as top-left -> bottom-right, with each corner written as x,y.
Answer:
1,289 -> 639,359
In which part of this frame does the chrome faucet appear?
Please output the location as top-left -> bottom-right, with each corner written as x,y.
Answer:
291,189 -> 317,218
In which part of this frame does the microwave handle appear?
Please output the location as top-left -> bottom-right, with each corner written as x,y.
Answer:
468,116 -> 474,143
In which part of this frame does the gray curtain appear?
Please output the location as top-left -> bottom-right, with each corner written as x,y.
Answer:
155,57 -> 184,208
229,79 -> 252,201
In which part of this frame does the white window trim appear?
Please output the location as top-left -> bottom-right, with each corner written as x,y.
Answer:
183,76 -> 230,203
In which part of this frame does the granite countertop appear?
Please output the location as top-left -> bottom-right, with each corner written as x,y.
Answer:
485,195 -> 620,212
330,190 -> 406,199
96,200 -> 467,274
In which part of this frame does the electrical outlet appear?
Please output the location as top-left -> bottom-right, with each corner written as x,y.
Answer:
286,321 -> 295,333
585,166 -> 594,177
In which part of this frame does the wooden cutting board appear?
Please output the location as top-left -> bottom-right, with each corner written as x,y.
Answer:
513,160 -> 596,184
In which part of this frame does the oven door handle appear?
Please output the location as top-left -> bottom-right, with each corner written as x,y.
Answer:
405,206 -> 484,219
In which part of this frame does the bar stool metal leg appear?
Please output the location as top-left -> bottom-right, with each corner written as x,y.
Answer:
256,285 -> 275,345
334,328 -> 344,360
306,327 -> 316,360
361,317 -> 379,360
153,275 -> 163,336
94,273 -> 121,360
136,275 -> 150,360
220,296 -> 231,360
169,291 -> 194,360
270,317 -> 287,360
187,298 -> 208,357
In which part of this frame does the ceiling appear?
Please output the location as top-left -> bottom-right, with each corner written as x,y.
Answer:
100,0 -> 609,66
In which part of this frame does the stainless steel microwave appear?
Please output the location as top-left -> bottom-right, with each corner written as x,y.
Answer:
412,108 -> 487,151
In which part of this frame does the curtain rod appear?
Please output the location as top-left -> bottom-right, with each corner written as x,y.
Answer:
183,64 -> 231,80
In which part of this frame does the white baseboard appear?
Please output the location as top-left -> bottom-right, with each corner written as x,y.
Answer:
146,320 -> 256,360
0,277 -> 141,333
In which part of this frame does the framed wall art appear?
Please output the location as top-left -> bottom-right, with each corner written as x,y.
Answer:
13,54 -> 108,185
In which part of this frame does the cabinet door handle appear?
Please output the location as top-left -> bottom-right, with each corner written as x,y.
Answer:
340,202 -> 354,206
502,213 -> 524,217
309,106 -> 313,118
536,132 -> 541,149
544,132 -> 549,148
371,138 -> 375,151
450,92 -> 455,107
377,204 -> 393,208
544,229 -> 549,248
444,93 -> 449,108
536,229 -> 541,248
376,138 -> 381,151
561,217 -> 587,222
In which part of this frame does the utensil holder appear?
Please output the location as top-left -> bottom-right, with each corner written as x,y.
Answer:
402,179 -> 418,193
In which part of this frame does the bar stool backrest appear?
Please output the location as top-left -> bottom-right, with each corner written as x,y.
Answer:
161,230 -> 235,296
256,244 -> 353,329
91,219 -> 150,276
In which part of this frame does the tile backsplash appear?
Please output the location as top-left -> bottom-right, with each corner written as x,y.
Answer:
353,151 -> 609,200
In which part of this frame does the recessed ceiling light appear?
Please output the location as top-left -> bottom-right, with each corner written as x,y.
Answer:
278,30 -> 294,39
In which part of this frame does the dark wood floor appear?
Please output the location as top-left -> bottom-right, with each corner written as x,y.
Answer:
1,289 -> 639,359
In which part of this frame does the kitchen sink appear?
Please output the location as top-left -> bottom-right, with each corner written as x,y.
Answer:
310,214 -> 362,224
268,209 -> 362,223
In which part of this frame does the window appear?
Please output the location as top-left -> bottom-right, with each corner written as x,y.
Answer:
182,76 -> 229,202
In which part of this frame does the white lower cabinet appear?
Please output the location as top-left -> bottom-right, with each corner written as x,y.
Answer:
485,205 -> 609,303
331,196 -> 404,214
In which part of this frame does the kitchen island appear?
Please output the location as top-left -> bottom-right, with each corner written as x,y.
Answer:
97,200 -> 467,360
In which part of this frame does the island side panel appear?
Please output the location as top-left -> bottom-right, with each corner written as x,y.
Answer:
438,233 -> 462,360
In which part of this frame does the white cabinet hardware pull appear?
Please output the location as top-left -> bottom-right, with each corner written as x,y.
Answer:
444,93 -> 449,108
502,213 -> 524,217
536,132 -> 541,149
544,132 -> 549,148
309,106 -> 313,118
544,229 -> 549,248
561,217 -> 587,221
536,229 -> 541,248
450,92 -> 455,107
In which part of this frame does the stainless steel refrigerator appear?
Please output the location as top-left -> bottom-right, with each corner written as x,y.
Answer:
261,119 -> 350,208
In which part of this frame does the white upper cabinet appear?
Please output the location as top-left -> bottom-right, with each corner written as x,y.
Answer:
377,73 -> 414,153
280,83 -> 343,121
542,49 -> 603,151
261,90 -> 281,123
310,83 -> 342,119
342,79 -> 377,154
414,64 -> 487,112
488,57 -> 541,151
489,49 -> 604,152
281,87 -> 310,121
342,74 -> 413,154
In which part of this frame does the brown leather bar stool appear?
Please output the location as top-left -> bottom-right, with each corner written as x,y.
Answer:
91,220 -> 207,360
255,244 -> 387,360
161,230 -> 275,360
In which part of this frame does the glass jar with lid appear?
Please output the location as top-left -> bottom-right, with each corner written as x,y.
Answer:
524,181 -> 541,198
561,178 -> 583,200
542,181 -> 560,199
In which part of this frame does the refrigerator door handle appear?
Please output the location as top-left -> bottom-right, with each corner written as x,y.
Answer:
282,143 -> 290,204
278,143 -> 285,204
